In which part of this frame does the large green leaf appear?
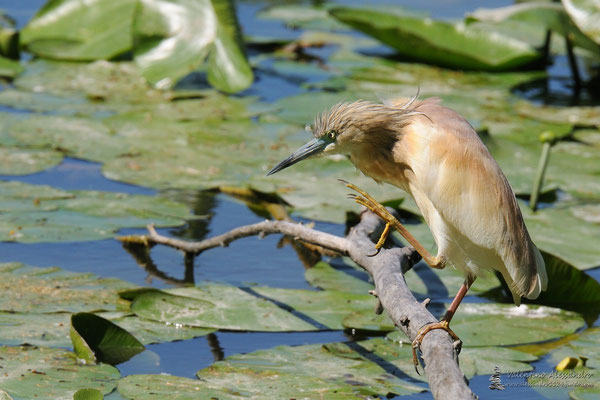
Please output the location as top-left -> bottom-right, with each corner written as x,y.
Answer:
0,345 -> 119,400
330,7 -> 541,71
304,261 -> 373,293
386,303 -> 584,347
126,283 -> 381,331
70,313 -> 145,365
0,180 -> 190,242
521,202 -> 600,270
20,0 -> 136,60
0,262 -> 133,313
0,146 -> 63,175
0,56 -> 22,78
127,286 -> 318,331
73,389 -> 103,400
133,0 -> 252,92
469,1 -> 600,53
562,0 -> 600,45
0,311 -> 215,349
0,312 -> 72,347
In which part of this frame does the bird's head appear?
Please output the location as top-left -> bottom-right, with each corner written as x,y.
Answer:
267,100 -> 416,176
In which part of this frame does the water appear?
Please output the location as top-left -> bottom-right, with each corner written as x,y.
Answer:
1,1 -> 598,399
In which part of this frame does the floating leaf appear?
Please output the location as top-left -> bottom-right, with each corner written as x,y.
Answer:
258,4 -> 348,31
330,7 -> 541,71
251,286 -> 379,330
73,388 -> 104,400
98,312 -> 216,345
0,312 -> 72,347
383,302 -> 584,347
360,337 -> 536,378
0,146 -> 63,175
305,261 -> 373,293
0,262 -> 133,313
127,283 -> 380,331
521,202 -> 600,270
0,180 -> 190,242
20,0 -> 136,60
516,101 -> 600,128
133,0 -> 252,92
562,0 -> 600,45
128,285 -> 317,331
469,1 -> 600,53
0,56 -> 22,78
532,252 -> 600,323
70,313 -> 144,365
0,345 -> 119,400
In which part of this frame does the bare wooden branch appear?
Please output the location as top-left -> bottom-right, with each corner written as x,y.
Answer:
134,221 -> 349,256
118,210 -> 477,399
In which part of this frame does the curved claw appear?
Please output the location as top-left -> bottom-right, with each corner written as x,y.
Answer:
367,247 -> 382,257
411,320 -> 461,374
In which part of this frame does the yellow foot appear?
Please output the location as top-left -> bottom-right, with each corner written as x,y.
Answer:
341,179 -> 446,269
341,180 -> 399,256
411,320 -> 461,372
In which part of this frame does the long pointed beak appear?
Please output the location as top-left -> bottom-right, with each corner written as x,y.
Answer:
267,137 -> 327,176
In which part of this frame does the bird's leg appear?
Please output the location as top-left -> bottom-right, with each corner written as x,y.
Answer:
411,278 -> 474,370
343,181 -> 445,268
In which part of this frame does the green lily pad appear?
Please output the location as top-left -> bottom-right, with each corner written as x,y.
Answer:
73,388 -> 103,400
360,336 -> 536,378
0,180 -> 191,242
98,312 -> 216,345
516,101 -> 600,128
521,202 -> 600,270
251,286 -> 379,330
0,262 -> 132,313
469,1 -> 600,53
257,4 -> 348,31
133,0 -> 252,92
562,0 -> 600,45
20,0 -> 136,60
128,285 -> 317,331
0,311 -> 215,348
0,312 -> 72,347
0,345 -> 119,400
386,303 -> 584,347
0,56 -> 22,78
118,374 -> 236,400
0,146 -> 63,175
12,60 -> 170,107
70,313 -> 145,365
305,261 -> 373,293
196,340 -> 426,397
127,283 -> 381,331
330,7 -> 541,71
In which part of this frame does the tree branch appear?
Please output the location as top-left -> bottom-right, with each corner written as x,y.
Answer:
118,210 -> 476,399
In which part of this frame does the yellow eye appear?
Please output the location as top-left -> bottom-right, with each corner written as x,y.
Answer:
327,130 -> 337,140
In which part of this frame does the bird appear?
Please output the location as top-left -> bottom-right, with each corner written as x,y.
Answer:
267,94 -> 548,366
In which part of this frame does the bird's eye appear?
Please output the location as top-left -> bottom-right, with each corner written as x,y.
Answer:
327,130 -> 337,140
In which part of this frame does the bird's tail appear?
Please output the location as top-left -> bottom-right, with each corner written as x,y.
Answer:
525,246 -> 548,300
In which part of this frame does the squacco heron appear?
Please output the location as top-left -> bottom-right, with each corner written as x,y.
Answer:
267,95 -> 548,366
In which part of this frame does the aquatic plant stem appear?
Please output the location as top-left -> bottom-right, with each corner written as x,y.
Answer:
530,140 -> 553,212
